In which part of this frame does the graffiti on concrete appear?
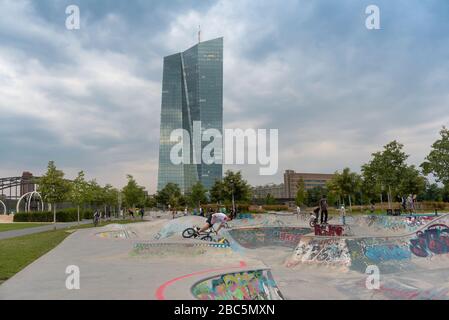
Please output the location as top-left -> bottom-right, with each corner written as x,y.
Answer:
314,224 -> 346,236
405,216 -> 436,229
364,244 -> 411,262
97,230 -> 129,239
287,238 -> 350,267
192,269 -> 284,300
347,238 -> 413,274
229,227 -> 311,249
360,215 -> 437,233
410,224 -> 449,257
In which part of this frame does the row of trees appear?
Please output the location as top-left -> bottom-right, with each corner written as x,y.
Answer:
295,127 -> 449,210
37,162 -> 253,224
37,161 -> 149,224
155,170 -> 252,209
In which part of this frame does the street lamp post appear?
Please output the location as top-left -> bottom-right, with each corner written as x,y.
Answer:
230,178 -> 235,218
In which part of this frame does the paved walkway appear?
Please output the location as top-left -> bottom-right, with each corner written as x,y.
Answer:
0,220 -> 93,240
0,221 -> 260,300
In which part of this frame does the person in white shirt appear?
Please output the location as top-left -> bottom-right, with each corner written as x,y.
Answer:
196,212 -> 230,235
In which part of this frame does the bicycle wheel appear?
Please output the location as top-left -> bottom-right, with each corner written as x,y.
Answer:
182,228 -> 197,238
201,235 -> 213,242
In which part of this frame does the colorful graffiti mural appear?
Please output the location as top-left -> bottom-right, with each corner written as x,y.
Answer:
229,227 -> 311,249
410,224 -> 449,257
364,244 -> 411,262
191,269 -> 284,300
287,238 -> 350,267
347,238 -> 413,274
352,215 -> 438,234
314,224 -> 346,236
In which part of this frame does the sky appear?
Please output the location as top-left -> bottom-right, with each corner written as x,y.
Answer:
1,0 -> 449,193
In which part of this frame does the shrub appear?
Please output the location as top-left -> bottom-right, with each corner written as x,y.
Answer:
235,204 -> 250,212
14,208 -> 95,222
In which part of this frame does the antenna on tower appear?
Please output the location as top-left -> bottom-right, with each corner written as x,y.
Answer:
198,25 -> 201,43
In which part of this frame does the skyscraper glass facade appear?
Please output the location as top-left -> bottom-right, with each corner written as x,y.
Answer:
157,37 -> 223,193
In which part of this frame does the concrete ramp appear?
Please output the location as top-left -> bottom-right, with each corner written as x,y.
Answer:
286,214 -> 449,274
228,227 -> 312,249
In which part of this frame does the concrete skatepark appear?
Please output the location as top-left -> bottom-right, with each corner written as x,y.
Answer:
1,212 -> 449,300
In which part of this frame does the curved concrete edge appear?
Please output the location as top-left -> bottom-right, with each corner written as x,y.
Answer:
190,267 -> 285,300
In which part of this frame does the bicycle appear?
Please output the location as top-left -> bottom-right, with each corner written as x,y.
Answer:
182,225 -> 230,246
309,211 -> 319,228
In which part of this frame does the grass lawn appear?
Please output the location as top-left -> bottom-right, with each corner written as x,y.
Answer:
0,223 -> 50,233
0,219 -> 144,284
0,229 -> 70,284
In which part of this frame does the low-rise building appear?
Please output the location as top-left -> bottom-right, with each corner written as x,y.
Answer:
284,170 -> 334,199
252,183 -> 285,199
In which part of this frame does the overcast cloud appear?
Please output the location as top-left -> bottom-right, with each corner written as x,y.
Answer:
1,0 -> 449,192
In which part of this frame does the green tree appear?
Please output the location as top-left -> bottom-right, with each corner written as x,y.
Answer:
37,161 -> 71,226
360,164 -> 383,204
145,195 -> 157,209
210,180 -> 225,203
421,127 -> 449,188
69,171 -> 89,225
103,184 -> 119,217
87,179 -> 104,209
222,170 -> 251,208
122,175 -> 146,211
156,183 -> 182,208
327,168 -> 362,212
306,187 -> 327,207
265,193 -> 277,205
420,183 -> 444,202
188,181 -> 208,208
397,165 -> 427,199
361,141 -> 410,209
295,178 -> 307,207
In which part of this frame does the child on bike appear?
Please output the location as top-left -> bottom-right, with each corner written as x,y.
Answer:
196,212 -> 230,236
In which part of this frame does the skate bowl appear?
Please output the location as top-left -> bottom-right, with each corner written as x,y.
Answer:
227,227 -> 312,249
191,268 -> 284,300
286,214 -> 449,274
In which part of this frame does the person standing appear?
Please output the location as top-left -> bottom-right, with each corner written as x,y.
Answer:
184,207 -> 188,216
340,205 -> 346,225
296,205 -> 301,219
139,208 -> 144,220
319,195 -> 328,224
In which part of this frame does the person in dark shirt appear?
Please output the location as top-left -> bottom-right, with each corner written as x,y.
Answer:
319,195 -> 328,224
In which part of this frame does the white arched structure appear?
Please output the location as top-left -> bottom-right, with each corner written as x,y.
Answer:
0,200 -> 6,215
16,191 -> 44,213
27,191 -> 43,212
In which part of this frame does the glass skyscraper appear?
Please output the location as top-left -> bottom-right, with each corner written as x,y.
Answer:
157,37 -> 223,193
